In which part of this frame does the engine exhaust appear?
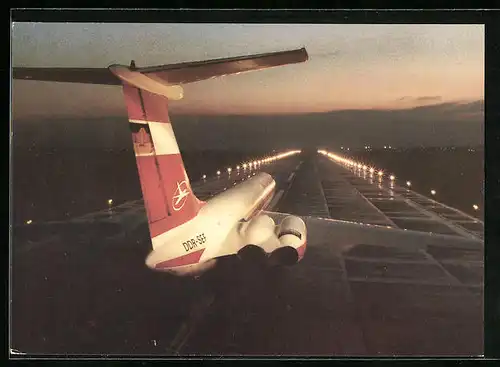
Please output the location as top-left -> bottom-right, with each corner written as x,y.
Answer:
237,245 -> 267,265
268,246 -> 299,266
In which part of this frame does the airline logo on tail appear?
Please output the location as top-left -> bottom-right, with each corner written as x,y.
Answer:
131,124 -> 155,156
172,181 -> 190,211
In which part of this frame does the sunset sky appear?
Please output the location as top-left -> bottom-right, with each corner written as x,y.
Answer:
11,23 -> 484,119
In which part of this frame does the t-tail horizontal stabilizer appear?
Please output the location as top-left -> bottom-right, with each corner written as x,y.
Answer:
13,47 -> 308,88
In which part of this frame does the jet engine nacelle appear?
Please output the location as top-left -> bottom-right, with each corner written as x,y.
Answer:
237,214 -> 276,263
269,215 -> 307,266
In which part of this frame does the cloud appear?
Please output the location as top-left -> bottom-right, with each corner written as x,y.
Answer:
397,95 -> 442,103
409,99 -> 483,115
415,96 -> 442,102
389,99 -> 483,121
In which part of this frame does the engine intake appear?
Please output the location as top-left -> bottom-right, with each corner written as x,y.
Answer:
276,216 -> 306,246
278,228 -> 303,240
270,215 -> 307,266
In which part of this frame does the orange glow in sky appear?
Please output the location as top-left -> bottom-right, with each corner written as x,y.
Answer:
12,23 -> 484,118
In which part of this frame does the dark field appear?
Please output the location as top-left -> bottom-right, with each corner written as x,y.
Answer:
350,148 -> 483,219
11,148 -> 261,225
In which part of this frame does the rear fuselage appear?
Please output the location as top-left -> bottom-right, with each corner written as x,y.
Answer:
145,172 -> 276,276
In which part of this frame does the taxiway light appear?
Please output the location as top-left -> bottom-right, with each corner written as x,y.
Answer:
217,170 -> 221,176
236,165 -> 240,170
406,181 -> 411,187
473,204 -> 479,211
107,199 -> 113,205
202,174 -> 207,179
431,189 -> 436,196
227,167 -> 232,173
390,175 -> 395,181
26,219 -> 32,225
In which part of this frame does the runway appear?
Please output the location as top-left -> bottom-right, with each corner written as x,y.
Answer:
10,151 -> 483,356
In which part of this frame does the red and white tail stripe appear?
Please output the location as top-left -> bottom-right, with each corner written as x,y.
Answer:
122,84 -> 202,243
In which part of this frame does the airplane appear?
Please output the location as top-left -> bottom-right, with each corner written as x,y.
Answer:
12,47 -> 482,281
13,48 -> 310,277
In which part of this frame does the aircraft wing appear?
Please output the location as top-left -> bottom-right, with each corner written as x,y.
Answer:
264,211 -> 482,253
12,47 -> 308,86
180,207 -> 482,262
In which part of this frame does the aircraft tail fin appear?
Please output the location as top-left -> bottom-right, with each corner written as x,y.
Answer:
122,83 -> 202,245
